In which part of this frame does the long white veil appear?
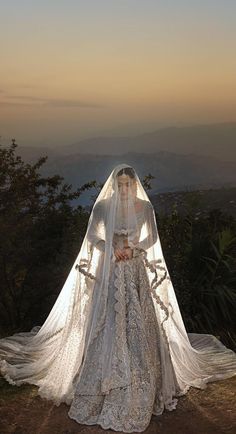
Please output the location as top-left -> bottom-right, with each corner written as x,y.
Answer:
0,163 -> 236,410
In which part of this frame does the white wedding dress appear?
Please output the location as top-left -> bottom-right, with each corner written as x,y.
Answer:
0,164 -> 236,433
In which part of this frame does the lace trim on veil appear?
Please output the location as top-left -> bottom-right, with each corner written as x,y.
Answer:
75,258 -> 96,281
131,249 -> 170,345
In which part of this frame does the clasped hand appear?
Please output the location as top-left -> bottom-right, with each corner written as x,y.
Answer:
114,246 -> 133,261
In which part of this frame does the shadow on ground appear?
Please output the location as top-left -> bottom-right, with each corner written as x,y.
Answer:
0,376 -> 235,434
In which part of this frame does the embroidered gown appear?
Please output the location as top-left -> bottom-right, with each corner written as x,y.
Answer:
68,201 -> 174,432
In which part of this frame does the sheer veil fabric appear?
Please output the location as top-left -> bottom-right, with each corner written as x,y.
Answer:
0,163 -> 236,423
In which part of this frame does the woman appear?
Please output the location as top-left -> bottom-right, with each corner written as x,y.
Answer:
0,163 -> 236,433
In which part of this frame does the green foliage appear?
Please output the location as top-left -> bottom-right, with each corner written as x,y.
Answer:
157,202 -> 236,350
0,140 -> 94,332
142,173 -> 155,190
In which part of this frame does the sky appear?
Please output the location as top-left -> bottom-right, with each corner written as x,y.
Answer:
0,0 -> 236,147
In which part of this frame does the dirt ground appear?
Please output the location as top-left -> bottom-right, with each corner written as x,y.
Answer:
0,376 -> 235,434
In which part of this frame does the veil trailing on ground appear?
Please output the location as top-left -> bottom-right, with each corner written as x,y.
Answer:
0,163 -> 236,410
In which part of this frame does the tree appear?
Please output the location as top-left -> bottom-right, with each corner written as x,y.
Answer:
0,140 -> 94,332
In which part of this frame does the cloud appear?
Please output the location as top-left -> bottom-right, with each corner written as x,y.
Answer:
0,101 -> 36,107
7,95 -> 45,101
0,94 -> 104,109
44,99 -> 104,108
15,84 -> 43,89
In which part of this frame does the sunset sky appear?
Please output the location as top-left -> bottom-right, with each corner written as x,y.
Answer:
0,0 -> 236,147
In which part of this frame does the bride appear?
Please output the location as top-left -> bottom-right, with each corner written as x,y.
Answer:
0,163 -> 236,433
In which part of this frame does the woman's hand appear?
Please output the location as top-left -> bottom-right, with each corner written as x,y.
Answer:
114,247 -> 133,261
123,246 -> 133,260
114,248 -> 126,261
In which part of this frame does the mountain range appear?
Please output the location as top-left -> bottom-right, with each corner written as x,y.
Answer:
11,121 -> 236,204
59,121 -> 236,161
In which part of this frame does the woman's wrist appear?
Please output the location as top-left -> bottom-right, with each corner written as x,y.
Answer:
128,240 -> 141,250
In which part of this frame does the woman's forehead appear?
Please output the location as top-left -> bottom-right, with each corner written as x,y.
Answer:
117,174 -> 134,183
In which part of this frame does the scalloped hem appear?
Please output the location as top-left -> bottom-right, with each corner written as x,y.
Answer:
68,414 -> 151,433
68,398 -> 179,433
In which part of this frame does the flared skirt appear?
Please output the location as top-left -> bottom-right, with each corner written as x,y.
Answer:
68,255 -> 166,432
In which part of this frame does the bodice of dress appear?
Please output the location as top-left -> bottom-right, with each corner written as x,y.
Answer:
87,199 -> 157,254
113,210 -> 144,250
112,233 -> 131,250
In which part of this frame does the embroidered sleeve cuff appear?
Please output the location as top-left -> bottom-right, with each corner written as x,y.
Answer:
133,247 -> 143,257
111,246 -> 116,263
128,241 -> 137,249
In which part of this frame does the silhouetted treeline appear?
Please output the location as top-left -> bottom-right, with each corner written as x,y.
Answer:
158,207 -> 236,350
0,140 -> 95,333
0,141 -> 235,350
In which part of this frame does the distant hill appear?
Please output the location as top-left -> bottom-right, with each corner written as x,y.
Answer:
151,187 -> 236,217
40,151 -> 236,188
60,121 -> 236,162
13,147 -> 236,205
8,121 -> 236,206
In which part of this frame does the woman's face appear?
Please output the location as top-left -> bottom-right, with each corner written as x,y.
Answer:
117,174 -> 137,201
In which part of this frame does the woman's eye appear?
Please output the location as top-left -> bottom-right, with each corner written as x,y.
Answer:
118,183 -> 129,188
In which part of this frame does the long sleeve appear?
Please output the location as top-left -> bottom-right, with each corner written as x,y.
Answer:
86,201 -> 116,260
86,202 -> 106,252
129,202 -> 158,252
